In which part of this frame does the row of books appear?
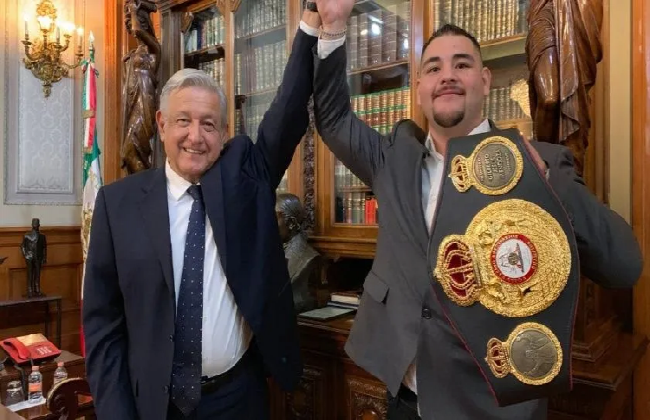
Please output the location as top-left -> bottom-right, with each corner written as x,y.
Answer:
347,3 -> 411,71
335,159 -> 366,191
335,192 -> 378,225
350,87 -> 411,113
351,87 -> 412,134
432,0 -> 529,43
198,58 -> 225,87
235,40 -> 287,95
483,79 -> 529,122
234,0 -> 286,38
184,14 -> 225,53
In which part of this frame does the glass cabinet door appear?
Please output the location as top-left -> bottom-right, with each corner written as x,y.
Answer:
182,6 -> 226,87
331,0 -> 412,227
233,0 -> 289,192
432,0 -> 533,140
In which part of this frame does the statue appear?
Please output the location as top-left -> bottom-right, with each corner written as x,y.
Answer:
121,0 -> 161,175
276,194 -> 321,313
525,0 -> 603,176
20,218 -> 47,298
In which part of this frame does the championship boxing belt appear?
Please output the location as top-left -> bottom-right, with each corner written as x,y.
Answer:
428,128 -> 579,406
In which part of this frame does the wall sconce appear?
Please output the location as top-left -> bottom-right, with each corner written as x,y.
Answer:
22,0 -> 84,98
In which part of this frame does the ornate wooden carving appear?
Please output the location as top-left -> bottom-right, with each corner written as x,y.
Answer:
230,0 -> 242,13
121,0 -> 162,175
180,12 -> 194,33
347,377 -> 387,420
156,0 -> 174,11
525,0 -> 604,176
303,98 -> 316,232
285,366 -> 323,420
215,0 -> 227,16
45,377 -> 93,419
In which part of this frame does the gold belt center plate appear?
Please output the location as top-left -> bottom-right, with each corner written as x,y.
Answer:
433,199 -> 571,318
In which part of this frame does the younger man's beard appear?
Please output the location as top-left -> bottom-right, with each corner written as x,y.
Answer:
433,110 -> 465,128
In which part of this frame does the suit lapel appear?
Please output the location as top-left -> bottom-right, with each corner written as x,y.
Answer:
139,169 -> 175,296
200,163 -> 228,273
402,121 -> 430,255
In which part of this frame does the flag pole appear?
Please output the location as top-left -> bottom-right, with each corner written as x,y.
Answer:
80,31 -> 102,357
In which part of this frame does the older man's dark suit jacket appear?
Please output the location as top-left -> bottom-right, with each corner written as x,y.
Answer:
311,43 -> 643,420
82,30 -> 317,420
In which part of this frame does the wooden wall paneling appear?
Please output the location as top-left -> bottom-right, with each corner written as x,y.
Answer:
224,0 -> 236,138
584,0 -> 609,205
103,0 -> 127,184
0,227 -> 83,354
410,0 -> 429,131
159,4 -> 183,108
632,0 -> 650,416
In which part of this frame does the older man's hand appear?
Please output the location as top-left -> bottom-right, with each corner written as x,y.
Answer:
315,0 -> 355,33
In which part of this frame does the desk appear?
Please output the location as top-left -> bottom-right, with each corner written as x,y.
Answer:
0,404 -> 24,420
0,351 -> 85,407
270,315 -> 648,420
0,297 -> 63,348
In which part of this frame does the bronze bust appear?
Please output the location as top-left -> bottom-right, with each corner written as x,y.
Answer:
20,218 -> 47,298
121,0 -> 161,175
526,0 -> 603,176
276,194 -> 320,313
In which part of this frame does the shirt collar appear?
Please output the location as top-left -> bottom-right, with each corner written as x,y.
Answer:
425,118 -> 491,159
165,160 -> 195,201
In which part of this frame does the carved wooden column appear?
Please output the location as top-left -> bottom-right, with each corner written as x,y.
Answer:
103,0 -> 128,183
631,0 -> 650,417
157,1 -> 183,88
346,376 -> 388,420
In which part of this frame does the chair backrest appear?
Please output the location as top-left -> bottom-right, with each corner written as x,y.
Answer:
45,377 -> 94,420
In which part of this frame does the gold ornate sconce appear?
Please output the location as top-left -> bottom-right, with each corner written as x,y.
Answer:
22,0 -> 84,97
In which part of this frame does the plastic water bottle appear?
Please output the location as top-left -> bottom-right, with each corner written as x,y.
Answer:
53,361 -> 68,385
28,365 -> 43,401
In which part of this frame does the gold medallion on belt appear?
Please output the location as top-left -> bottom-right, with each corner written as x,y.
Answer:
485,322 -> 562,385
449,136 -> 523,195
433,199 -> 571,318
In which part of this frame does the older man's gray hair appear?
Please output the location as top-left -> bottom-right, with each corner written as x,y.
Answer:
159,68 -> 228,129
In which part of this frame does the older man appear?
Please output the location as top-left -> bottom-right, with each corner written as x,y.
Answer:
82,7 -> 321,420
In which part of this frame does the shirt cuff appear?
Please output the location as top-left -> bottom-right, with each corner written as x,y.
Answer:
299,21 -> 346,59
299,21 -> 319,37
318,37 -> 346,59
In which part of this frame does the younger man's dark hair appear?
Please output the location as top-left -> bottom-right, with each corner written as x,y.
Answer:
421,24 -> 482,61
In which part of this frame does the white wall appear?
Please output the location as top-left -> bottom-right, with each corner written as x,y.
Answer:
0,0 -> 105,227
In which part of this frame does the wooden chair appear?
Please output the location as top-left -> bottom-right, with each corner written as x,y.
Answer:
45,378 -> 95,420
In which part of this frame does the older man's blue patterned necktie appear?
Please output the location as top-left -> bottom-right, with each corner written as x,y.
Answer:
171,184 -> 205,415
